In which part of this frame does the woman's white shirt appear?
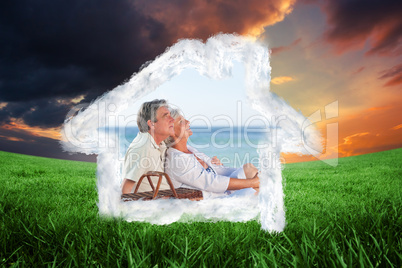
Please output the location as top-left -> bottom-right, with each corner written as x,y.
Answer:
165,146 -> 233,198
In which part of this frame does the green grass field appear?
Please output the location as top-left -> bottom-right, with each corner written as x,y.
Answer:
0,149 -> 401,267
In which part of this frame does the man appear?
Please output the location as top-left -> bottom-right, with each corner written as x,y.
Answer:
121,99 -> 174,194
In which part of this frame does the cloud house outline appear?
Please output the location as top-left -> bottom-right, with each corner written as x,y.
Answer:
60,34 -> 321,232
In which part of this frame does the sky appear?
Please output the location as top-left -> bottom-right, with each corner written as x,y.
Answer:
119,62 -> 264,128
0,0 -> 401,162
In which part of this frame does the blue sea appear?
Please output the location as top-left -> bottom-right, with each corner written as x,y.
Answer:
116,126 -> 270,168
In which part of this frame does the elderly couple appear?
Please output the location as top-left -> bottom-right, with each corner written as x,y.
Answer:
121,99 -> 260,199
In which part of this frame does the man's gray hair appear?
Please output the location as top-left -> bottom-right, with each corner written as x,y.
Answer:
137,99 -> 168,133
164,108 -> 182,147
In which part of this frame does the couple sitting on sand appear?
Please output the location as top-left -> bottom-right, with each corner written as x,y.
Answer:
121,99 -> 260,198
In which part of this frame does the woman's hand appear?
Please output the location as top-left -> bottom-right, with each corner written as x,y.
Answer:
211,156 -> 223,166
248,175 -> 260,189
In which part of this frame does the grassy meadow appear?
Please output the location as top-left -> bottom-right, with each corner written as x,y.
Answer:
0,149 -> 401,267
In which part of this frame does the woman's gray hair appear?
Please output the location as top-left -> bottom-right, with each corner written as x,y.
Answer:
137,99 -> 168,133
164,108 -> 182,147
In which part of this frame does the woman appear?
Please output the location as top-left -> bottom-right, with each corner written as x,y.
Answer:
164,109 -> 260,199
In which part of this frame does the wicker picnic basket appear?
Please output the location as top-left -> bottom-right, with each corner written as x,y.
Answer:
121,171 -> 203,201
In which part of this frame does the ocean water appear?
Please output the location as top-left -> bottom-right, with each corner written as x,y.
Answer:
118,126 -> 269,169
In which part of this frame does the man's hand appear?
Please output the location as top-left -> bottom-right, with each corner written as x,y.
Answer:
211,156 -> 223,166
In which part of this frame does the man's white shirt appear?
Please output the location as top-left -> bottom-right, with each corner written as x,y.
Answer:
123,132 -> 170,193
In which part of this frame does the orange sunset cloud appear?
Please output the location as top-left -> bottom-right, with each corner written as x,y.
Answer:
391,124 -> 402,130
0,135 -> 26,142
134,0 -> 296,40
271,76 -> 294,85
379,64 -> 402,87
2,120 -> 61,141
271,38 -> 301,55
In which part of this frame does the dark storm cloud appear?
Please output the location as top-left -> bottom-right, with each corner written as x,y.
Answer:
0,0 -> 168,102
0,99 -> 74,128
0,0 -> 174,128
322,0 -> 402,56
0,0 -> 296,130
22,99 -> 73,128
